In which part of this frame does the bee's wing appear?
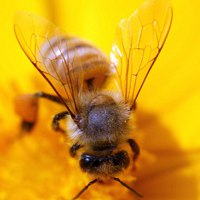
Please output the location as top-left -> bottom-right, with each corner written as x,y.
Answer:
111,0 -> 173,110
14,12 -> 83,118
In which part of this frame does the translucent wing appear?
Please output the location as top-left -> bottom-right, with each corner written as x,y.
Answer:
111,0 -> 173,110
14,12 -> 84,118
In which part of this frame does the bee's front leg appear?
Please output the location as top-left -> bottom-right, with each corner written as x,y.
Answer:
69,143 -> 83,157
127,139 -> 140,160
52,111 -> 69,134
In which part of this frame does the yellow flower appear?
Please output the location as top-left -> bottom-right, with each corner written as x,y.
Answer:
1,0 -> 200,200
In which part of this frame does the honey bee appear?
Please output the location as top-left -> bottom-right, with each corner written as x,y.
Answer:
14,0 -> 173,199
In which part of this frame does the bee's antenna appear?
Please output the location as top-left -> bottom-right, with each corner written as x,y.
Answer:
112,177 -> 143,198
72,178 -> 98,200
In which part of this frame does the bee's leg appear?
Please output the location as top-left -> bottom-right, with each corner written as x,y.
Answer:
52,111 -> 69,134
34,92 -> 64,104
21,121 -> 36,132
15,94 -> 39,133
15,92 -> 65,133
127,139 -> 140,160
69,143 -> 83,157
31,92 -> 66,131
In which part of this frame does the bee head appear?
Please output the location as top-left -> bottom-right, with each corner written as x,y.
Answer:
79,150 -> 130,176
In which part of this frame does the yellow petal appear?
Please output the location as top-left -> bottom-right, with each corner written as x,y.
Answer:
136,151 -> 200,199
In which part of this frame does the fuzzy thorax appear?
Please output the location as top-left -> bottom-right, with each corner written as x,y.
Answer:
67,92 -> 132,148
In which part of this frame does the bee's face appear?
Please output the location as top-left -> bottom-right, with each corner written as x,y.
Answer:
80,151 -> 130,176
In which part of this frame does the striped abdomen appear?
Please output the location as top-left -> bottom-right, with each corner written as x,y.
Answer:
39,35 -> 110,91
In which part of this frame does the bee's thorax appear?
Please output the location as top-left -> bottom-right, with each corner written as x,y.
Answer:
70,93 -> 130,148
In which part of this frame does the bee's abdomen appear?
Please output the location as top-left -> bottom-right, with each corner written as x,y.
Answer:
39,36 -> 110,90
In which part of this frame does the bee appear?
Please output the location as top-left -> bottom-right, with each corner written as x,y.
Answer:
14,0 -> 173,199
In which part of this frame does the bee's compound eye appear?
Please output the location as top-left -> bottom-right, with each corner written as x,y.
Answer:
84,155 -> 92,163
80,154 -> 95,171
